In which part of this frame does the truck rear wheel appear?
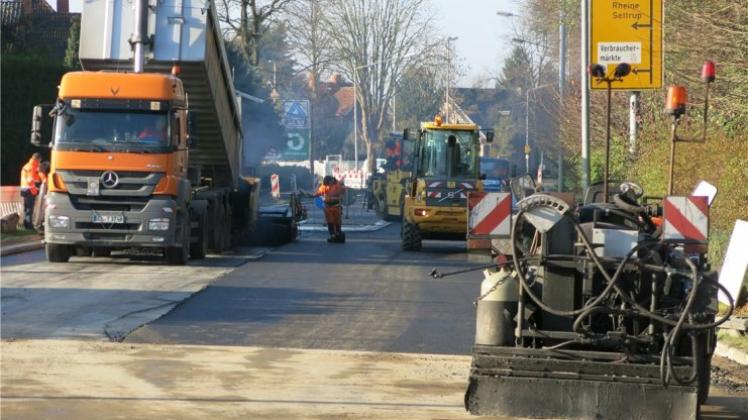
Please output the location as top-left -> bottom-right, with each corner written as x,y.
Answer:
190,212 -> 208,260
401,221 -> 422,251
166,218 -> 189,265
221,202 -> 233,251
46,244 -> 71,263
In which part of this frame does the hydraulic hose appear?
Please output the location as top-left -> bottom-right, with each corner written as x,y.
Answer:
659,255 -> 700,387
511,203 -> 734,329
510,197 -> 735,388
510,209 -> 634,317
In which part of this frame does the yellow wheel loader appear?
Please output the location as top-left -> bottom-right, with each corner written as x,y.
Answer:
401,117 -> 492,251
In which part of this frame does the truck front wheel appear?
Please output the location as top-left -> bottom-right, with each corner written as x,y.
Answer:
165,219 -> 190,265
46,244 -> 72,263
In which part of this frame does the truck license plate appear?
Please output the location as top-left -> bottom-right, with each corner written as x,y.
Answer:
92,214 -> 124,224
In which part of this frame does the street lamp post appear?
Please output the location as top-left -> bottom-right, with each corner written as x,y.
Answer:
525,84 -> 554,174
445,36 -> 458,123
508,26 -> 568,190
267,59 -> 279,100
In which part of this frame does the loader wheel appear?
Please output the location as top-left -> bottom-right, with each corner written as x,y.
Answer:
166,219 -> 189,265
46,244 -> 71,263
401,221 -> 422,251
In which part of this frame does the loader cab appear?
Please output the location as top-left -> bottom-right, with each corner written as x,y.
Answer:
408,122 -> 482,207
417,128 -> 479,180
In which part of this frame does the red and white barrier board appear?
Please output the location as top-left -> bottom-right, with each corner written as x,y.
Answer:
270,173 -> 280,199
468,192 -> 512,238
663,196 -> 709,241
341,170 -> 366,189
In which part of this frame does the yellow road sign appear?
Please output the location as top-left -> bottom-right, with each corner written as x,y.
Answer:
590,0 -> 663,90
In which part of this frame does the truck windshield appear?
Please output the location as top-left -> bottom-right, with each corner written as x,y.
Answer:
419,130 -> 478,178
54,108 -> 171,152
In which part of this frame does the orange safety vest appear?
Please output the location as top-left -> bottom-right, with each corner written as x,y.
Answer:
316,182 -> 345,206
20,159 -> 42,195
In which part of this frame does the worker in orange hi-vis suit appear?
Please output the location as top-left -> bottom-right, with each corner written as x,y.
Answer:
315,175 -> 346,243
19,152 -> 43,229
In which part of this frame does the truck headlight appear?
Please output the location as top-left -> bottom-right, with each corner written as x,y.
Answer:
48,215 -> 70,228
148,218 -> 170,231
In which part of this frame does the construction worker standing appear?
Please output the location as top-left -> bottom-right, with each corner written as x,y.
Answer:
314,175 -> 346,243
20,153 -> 43,229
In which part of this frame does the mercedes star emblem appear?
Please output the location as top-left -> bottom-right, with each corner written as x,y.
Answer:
100,171 -> 120,189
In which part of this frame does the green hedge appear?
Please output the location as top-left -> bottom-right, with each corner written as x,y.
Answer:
1,53 -> 66,185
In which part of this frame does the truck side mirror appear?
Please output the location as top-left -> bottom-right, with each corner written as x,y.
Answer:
31,105 -> 44,146
402,128 -> 409,140
484,130 -> 495,143
186,111 -> 198,148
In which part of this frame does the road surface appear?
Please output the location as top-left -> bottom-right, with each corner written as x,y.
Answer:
127,224 -> 482,353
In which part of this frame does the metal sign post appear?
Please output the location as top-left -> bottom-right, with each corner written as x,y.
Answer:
581,0 -> 591,189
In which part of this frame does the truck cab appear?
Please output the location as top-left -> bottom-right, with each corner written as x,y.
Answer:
401,117 -> 489,250
36,71 -> 196,263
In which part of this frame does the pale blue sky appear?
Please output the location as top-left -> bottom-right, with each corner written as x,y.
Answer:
65,0 -> 520,87
432,0 -> 521,86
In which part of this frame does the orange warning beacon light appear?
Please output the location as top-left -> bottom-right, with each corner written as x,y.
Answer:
434,114 -> 443,127
665,85 -> 688,118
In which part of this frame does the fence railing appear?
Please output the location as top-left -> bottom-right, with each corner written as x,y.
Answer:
0,186 -> 23,219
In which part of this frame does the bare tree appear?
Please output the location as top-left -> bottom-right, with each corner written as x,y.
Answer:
285,1 -> 335,185
285,0 -> 332,99
324,0 -> 433,172
217,0 -> 292,65
395,43 -> 450,129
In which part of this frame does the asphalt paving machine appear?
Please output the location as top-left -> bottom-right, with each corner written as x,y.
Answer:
452,61 -> 735,419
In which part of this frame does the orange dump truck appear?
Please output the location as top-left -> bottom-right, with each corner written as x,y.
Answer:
30,0 -> 258,263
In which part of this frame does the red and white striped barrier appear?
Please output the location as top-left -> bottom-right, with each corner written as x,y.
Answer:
468,192 -> 512,238
663,196 -> 709,241
340,170 -> 366,189
270,173 -> 280,199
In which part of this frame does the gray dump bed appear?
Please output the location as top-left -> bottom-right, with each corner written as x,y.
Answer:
78,0 -> 241,186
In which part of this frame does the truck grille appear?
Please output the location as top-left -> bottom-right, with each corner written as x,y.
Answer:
58,170 -> 163,198
70,196 -> 150,212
